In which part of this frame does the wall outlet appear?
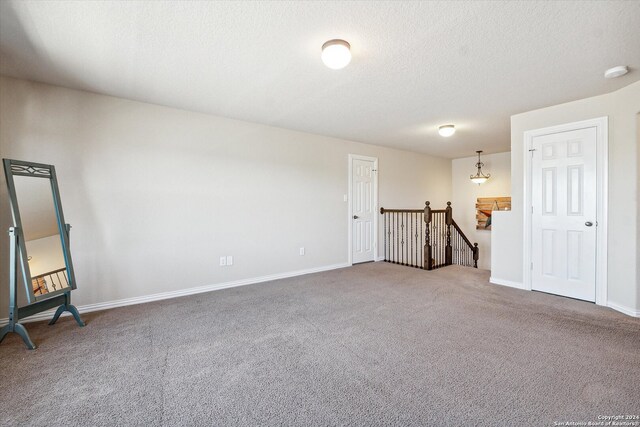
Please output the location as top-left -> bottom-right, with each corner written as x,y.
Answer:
343,194 -> 347,202
226,255 -> 233,266
219,256 -> 226,266
299,247 -> 305,256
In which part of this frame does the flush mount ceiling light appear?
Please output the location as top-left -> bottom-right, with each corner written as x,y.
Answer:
604,65 -> 628,79
321,39 -> 351,70
470,150 -> 490,185
438,124 -> 455,137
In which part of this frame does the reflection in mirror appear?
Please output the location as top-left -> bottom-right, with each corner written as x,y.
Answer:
13,175 -> 70,296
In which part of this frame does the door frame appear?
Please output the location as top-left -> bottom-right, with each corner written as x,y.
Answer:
348,154 -> 379,266
523,117 -> 608,305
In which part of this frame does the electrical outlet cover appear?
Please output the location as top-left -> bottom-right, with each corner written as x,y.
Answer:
219,256 -> 226,266
226,255 -> 233,266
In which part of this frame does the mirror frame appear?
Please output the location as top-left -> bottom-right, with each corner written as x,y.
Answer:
3,159 -> 77,304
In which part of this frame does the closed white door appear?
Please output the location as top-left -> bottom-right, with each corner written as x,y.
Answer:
531,127 -> 597,301
352,158 -> 376,264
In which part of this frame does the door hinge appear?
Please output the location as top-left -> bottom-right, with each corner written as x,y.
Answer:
531,206 -> 534,214
531,262 -> 533,270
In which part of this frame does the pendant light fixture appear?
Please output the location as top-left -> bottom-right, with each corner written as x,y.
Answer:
470,150 -> 490,184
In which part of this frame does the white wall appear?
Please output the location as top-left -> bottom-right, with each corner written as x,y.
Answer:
451,152 -> 511,270
25,234 -> 66,277
492,81 -> 640,315
0,76 -> 451,317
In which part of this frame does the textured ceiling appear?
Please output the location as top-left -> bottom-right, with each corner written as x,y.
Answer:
1,1 -> 639,158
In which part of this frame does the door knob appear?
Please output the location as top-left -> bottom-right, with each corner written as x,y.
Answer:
353,215 -> 359,219
585,221 -> 593,227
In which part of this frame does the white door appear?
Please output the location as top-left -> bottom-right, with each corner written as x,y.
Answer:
531,127 -> 597,301
351,157 -> 376,264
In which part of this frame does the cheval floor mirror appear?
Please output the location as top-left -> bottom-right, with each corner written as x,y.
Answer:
1,159 -> 84,350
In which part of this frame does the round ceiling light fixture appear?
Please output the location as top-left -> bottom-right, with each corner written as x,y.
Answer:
604,65 -> 628,79
321,39 -> 351,70
438,124 -> 456,137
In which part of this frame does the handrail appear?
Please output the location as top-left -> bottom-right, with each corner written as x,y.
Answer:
380,201 -> 479,270
380,208 -> 423,213
31,267 -> 69,296
451,220 -> 473,248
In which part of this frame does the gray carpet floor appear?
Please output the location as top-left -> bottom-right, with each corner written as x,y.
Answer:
1,263 -> 638,426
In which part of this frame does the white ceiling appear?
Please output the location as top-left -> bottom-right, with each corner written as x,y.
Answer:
1,1 -> 639,158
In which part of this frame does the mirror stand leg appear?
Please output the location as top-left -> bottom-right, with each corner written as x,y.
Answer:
49,304 -> 85,327
48,305 -> 65,325
0,323 -> 36,350
67,304 -> 85,327
0,324 -> 11,344
14,323 -> 36,350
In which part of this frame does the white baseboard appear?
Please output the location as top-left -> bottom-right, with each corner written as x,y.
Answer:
607,301 -> 640,318
488,279 -> 639,318
0,262 -> 351,326
375,256 -> 385,262
489,277 -> 526,290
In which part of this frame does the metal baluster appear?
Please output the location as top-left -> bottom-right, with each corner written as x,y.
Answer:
405,212 -> 408,266
415,212 -> 419,268
416,212 -> 420,268
392,212 -> 395,263
439,213 -> 442,267
453,232 -> 456,265
434,214 -> 438,267
404,213 -> 408,265
435,214 -> 439,267
440,214 -> 443,266
454,232 -> 457,265
410,213 -> 413,267
395,212 -> 398,264
441,214 -> 444,266
417,212 -> 420,268
390,212 -> 396,262
401,213 -> 405,265
388,212 -> 391,262
421,212 -> 424,268
437,214 -> 440,267
383,212 -> 387,261
389,213 -> 392,263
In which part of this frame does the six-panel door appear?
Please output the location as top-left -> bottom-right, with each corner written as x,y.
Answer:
352,159 -> 375,264
531,127 -> 597,301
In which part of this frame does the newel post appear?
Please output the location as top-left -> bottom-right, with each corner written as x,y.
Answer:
423,201 -> 432,270
445,201 -> 453,266
473,243 -> 479,268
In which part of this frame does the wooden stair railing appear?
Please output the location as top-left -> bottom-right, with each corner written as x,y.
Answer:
380,201 -> 478,270
31,267 -> 69,296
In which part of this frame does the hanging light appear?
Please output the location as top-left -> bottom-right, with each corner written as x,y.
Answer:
438,124 -> 455,137
321,39 -> 351,70
470,150 -> 490,184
